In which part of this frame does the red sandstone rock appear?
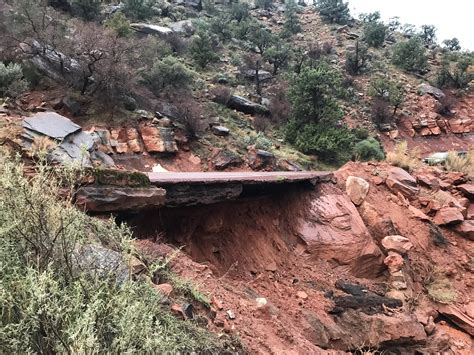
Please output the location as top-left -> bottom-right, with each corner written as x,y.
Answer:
457,184 -> 474,200
345,176 -> 369,206
385,167 -> 419,199
381,235 -> 413,255
296,189 -> 384,278
433,207 -> 464,226
438,305 -> 474,336
453,220 -> 474,240
154,283 -> 173,297
384,251 -> 404,273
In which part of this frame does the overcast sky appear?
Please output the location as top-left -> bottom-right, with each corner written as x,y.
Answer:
347,0 -> 473,50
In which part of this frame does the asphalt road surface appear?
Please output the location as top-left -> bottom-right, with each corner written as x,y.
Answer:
148,171 -> 333,185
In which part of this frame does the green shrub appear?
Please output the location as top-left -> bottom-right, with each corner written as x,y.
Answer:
264,44 -> 291,75
243,132 -> 273,151
105,12 -> 132,37
0,62 -> 28,98
249,24 -> 275,55
363,21 -> 386,48
70,0 -> 101,20
436,54 -> 473,89
354,137 -> 384,161
392,37 -> 428,72
255,0 -> 273,10
368,76 -> 404,118
283,0 -> 301,36
123,0 -> 163,20
345,41 -> 369,75
286,121 -> 355,163
288,63 -> 343,124
0,153 -> 232,353
141,56 -> 194,95
420,24 -> 437,46
189,31 -> 219,68
442,38 -> 461,52
315,0 -> 351,25
230,2 -> 250,23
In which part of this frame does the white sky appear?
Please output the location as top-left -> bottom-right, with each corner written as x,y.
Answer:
347,0 -> 474,50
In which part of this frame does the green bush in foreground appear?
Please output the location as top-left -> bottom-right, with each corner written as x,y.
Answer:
0,153 -> 230,353
354,137 -> 384,161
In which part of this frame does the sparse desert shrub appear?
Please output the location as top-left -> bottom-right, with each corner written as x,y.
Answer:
392,37 -> 428,72
70,0 -> 101,20
442,38 -> 461,52
249,25 -> 275,55
386,141 -> 420,171
345,41 -> 369,75
426,270 -> 457,304
368,76 -> 404,122
322,41 -> 334,54
315,0 -> 351,25
123,0 -> 163,20
253,115 -> 271,133
420,24 -> 437,46
105,12 -> 132,37
27,136 -> 58,158
0,153 -> 229,353
211,85 -> 232,105
189,31 -> 219,68
436,54 -> 473,89
141,56 -> 194,95
445,150 -> 473,179
165,32 -> 188,54
243,132 -> 273,151
255,0 -> 273,10
264,44 -> 291,75
363,20 -> 386,48
230,1 -> 250,23
172,94 -> 206,140
0,62 -> 28,98
268,82 -> 291,125
283,0 -> 301,36
353,137 -> 384,161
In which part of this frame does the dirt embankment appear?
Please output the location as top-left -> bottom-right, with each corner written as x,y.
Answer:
126,163 -> 473,354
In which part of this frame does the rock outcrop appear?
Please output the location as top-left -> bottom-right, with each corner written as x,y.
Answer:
296,184 -> 385,278
75,186 -> 166,212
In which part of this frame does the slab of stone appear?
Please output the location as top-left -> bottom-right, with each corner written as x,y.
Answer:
75,186 -> 166,212
23,112 -> 81,140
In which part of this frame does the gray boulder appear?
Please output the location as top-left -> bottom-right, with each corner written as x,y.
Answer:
131,23 -> 173,37
212,150 -> 242,170
227,95 -> 270,116
418,83 -> 445,101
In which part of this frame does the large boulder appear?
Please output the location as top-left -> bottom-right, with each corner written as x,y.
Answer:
130,23 -> 173,37
240,69 -> 273,82
226,95 -> 270,116
296,185 -> 385,278
385,167 -> 419,199
438,305 -> 474,336
345,176 -> 369,206
75,186 -> 166,212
